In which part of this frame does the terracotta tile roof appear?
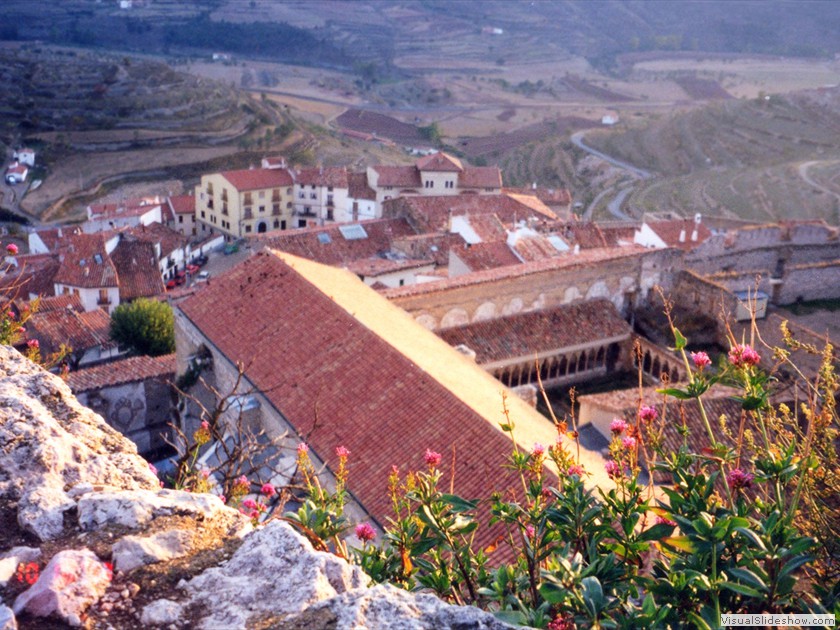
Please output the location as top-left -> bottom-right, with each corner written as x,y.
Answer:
348,172 -> 376,201
88,198 -> 162,220
110,240 -> 166,300
579,384 -> 745,483
36,294 -> 84,313
511,234 -> 567,262
26,307 -> 113,356
505,186 -> 572,206
167,194 -> 196,215
6,163 -> 27,176
30,227 -> 82,252
253,218 -> 417,266
295,166 -> 349,188
460,166 -> 503,189
551,221 -> 610,249
221,168 -> 293,191
383,194 -> 557,233
262,156 -> 287,168
0,254 -> 59,298
391,232 -> 459,267
370,165 -> 421,188
438,299 -> 631,362
648,219 -> 712,250
344,256 -> 433,278
451,241 -> 521,272
462,214 -> 507,242
124,223 -> 188,259
385,246 -> 646,299
416,152 -> 463,172
54,234 -> 118,289
177,252 -> 612,547
599,225 -> 637,247
67,353 -> 176,393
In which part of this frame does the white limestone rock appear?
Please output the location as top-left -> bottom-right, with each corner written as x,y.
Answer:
12,549 -> 110,626
0,347 -> 160,540
112,530 -> 192,572
291,583 -> 513,629
184,520 -> 366,629
0,605 -> 16,630
0,547 -> 41,587
77,488 -> 239,532
140,599 -> 184,626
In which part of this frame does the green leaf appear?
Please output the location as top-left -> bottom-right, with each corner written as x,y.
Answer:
656,387 -> 695,400
734,527 -> 767,551
727,567 -> 767,592
581,576 -> 606,617
493,610 -> 527,624
441,494 -> 478,513
687,612 -> 713,630
778,554 -> 814,580
673,327 -> 687,351
638,522 -> 676,542
722,581 -> 763,598
661,536 -> 696,553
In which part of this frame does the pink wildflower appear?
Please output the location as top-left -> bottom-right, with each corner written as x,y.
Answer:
201,420 -> 210,430
622,436 -> 637,450
605,460 -> 622,480
355,522 -> 376,543
727,468 -> 754,491
200,468 -> 210,479
7,310 -> 15,320
547,613 -> 575,630
610,418 -> 627,434
729,344 -> 760,369
691,351 -> 712,370
6,243 -> 18,255
218,495 -> 226,504
335,445 -> 350,458
532,443 -> 545,457
261,483 -> 275,496
525,524 -> 536,538
567,464 -> 584,476
241,496 -> 258,510
249,510 -> 260,520
424,448 -> 442,468
639,405 -> 658,423
297,443 -> 309,455
655,515 -> 677,527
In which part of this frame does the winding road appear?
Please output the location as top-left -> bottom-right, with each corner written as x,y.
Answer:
798,161 -> 840,205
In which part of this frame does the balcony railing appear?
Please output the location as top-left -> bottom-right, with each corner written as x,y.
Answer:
294,208 -> 317,218
243,210 -> 254,220
97,297 -> 111,306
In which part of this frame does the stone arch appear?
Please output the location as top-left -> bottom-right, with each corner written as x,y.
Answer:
556,356 -> 568,378
577,353 -> 586,372
596,346 -> 605,364
586,281 -> 610,300
415,314 -> 438,330
671,366 -> 679,382
473,301 -> 497,322
643,351 -> 652,373
440,308 -> 469,329
539,357 -> 552,382
501,297 -> 524,317
568,354 -> 578,374
652,357 -> 661,378
587,348 -> 597,367
257,221 -> 267,233
564,286 -> 582,304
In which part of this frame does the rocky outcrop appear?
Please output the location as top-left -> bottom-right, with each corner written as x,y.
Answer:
0,347 -> 512,629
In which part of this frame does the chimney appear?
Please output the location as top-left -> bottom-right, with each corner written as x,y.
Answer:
678,229 -> 686,243
532,182 -> 537,190
573,244 -> 580,254
691,229 -> 698,242
58,228 -> 63,238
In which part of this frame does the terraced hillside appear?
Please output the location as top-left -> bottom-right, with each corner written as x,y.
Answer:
0,46 -> 303,220
585,87 -> 840,222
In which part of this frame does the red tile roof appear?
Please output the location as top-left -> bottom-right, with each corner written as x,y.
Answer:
371,165 -> 421,188
438,299 -> 631,362
416,152 -> 463,172
36,294 -> 84,313
30,227 -> 83,252
648,219 -> 712,250
344,257 -> 433,278
383,194 -> 557,233
384,246 -> 647,299
0,254 -> 59,298
459,166 -> 503,189
505,185 -> 572,207
67,353 -> 176,393
348,172 -> 376,201
221,168 -> 293,191
110,240 -> 166,300
124,223 -> 188,259
54,234 -> 118,289
88,198 -> 162,221
295,166 -> 349,188
253,218 -> 417,266
511,233 -> 567,262
461,214 -> 507,242
26,307 -> 113,357
451,241 -> 521,272
6,163 -> 27,176
177,251 -> 570,547
167,194 -> 196,215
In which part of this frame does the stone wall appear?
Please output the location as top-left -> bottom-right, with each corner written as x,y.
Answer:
391,248 -> 681,331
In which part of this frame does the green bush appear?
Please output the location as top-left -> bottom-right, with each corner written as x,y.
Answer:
110,298 -> 175,357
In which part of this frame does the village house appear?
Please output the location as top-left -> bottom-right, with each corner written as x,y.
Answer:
12,147 -> 36,167
4,162 -> 28,185
84,197 -> 164,234
174,249 -> 611,545
165,194 -> 198,238
292,166 -> 350,226
67,353 -> 176,457
634,214 -> 712,251
25,303 -> 120,368
366,151 -> 502,208
195,167 -> 295,239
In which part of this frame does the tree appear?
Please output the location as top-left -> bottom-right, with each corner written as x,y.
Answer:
110,298 -> 175,356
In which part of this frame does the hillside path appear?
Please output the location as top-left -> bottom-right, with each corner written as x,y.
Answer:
798,161 -> 840,205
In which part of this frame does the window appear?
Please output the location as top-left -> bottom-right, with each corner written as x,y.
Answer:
327,186 -> 333,192
287,187 -> 292,194
273,219 -> 280,229
245,225 -> 252,233
310,184 -> 316,190
259,205 -> 265,213
399,279 -> 405,287
445,181 -> 454,189
244,193 -> 252,205
310,193 -> 317,199
287,202 -> 292,209
281,220 -> 286,230
298,219 -> 307,228
258,191 -> 265,199
178,215 -> 184,223
424,180 -> 434,188
299,192 -> 305,199
201,211 -> 205,219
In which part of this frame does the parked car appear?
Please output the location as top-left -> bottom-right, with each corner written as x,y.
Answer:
223,243 -> 239,255
196,271 -> 210,282
195,255 -> 208,267
187,264 -> 200,275
166,279 -> 177,290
